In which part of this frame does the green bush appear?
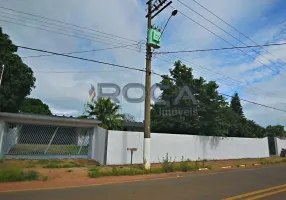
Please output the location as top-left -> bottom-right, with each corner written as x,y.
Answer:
0,168 -> 39,182
88,168 -> 101,178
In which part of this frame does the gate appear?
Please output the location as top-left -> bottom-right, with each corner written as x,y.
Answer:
3,123 -> 93,159
268,137 -> 277,156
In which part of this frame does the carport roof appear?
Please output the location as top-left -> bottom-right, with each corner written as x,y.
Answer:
0,112 -> 101,127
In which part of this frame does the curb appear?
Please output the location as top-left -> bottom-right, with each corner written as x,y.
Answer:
221,166 -> 232,169
198,168 -> 209,171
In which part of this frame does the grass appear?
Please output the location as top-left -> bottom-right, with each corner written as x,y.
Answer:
42,161 -> 84,168
40,175 -> 48,181
8,144 -> 88,155
0,168 -> 39,182
88,154 -> 210,178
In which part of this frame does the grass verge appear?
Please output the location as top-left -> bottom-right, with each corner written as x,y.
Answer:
42,161 -> 84,168
0,168 -> 39,182
88,154 -> 211,178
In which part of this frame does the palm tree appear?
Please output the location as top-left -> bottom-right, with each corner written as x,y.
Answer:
85,97 -> 124,130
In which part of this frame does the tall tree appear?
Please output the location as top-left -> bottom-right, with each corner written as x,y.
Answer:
0,27 -> 36,112
84,97 -> 124,130
230,92 -> 244,117
151,60 -> 229,136
20,97 -> 52,115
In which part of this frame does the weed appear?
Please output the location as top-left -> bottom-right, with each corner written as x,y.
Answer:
26,163 -> 36,168
40,175 -> 48,181
160,153 -> 176,173
0,168 -> 39,182
43,162 -> 84,168
88,168 -> 101,178
22,170 -> 39,181
179,157 -> 190,172
259,159 -> 273,165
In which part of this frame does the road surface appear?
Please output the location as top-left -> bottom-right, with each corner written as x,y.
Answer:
1,164 -> 286,200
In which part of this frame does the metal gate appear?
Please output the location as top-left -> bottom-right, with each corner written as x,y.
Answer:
3,123 -> 93,159
268,137 -> 277,156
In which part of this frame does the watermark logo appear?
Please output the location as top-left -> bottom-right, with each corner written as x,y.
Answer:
91,83 -> 198,116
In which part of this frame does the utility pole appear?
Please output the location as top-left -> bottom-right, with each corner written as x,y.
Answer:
144,0 -> 175,170
0,65 -> 4,86
143,0 -> 153,170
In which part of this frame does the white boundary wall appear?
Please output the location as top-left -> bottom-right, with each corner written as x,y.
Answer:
275,138 -> 286,155
106,131 -> 270,165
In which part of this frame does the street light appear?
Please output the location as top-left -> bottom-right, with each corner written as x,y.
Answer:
171,9 -> 178,16
159,10 -> 178,40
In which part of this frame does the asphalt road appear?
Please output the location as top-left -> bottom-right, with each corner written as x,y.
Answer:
1,164 -> 286,200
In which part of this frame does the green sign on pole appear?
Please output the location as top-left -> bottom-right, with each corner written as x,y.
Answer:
147,28 -> 161,49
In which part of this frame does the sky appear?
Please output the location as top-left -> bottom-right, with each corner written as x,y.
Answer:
0,0 -> 286,127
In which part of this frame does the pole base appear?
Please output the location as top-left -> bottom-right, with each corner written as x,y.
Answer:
143,138 -> 151,170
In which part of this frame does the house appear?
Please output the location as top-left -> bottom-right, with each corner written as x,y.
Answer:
123,121 -> 144,132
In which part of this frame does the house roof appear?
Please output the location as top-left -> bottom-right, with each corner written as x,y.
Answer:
0,112 -> 101,127
123,121 -> 144,128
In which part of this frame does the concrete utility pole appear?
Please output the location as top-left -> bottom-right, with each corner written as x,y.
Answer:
143,0 -> 152,170
0,65 -> 5,86
144,0 -> 174,170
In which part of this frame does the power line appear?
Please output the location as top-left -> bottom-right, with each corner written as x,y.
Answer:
2,5 -> 275,97
150,71 -> 286,113
33,69 -> 131,73
0,11 -> 137,46
173,4 -> 286,76
178,0 -> 285,71
22,44 -> 138,59
6,43 -> 286,112
191,0 -> 286,64
155,42 -> 286,54
160,53 -> 286,101
219,93 -> 286,113
0,6 -> 139,43
13,44 -> 146,73
0,19 -> 142,53
0,15 -> 139,48
1,9 -> 285,102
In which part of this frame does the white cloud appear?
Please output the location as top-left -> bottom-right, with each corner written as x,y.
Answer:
0,0 -> 285,126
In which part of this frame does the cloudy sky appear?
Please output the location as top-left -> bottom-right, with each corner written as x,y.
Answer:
0,0 -> 285,127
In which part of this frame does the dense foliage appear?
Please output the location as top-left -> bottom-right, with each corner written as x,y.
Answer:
20,97 -> 52,115
83,97 -> 124,130
151,61 -> 285,138
0,27 -> 36,112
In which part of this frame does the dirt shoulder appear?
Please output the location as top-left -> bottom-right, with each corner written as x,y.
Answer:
0,157 -> 285,192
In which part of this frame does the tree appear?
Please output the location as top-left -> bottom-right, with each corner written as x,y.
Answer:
0,27 -> 36,112
265,125 -> 285,137
84,97 -> 124,130
122,113 -> 136,122
151,60 -> 229,136
230,92 -> 244,117
19,97 -> 52,115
